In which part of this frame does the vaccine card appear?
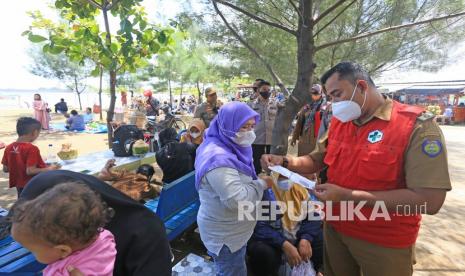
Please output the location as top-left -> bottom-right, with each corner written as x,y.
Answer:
269,165 -> 316,190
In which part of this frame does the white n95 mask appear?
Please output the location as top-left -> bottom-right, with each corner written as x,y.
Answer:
233,130 -> 256,147
332,83 -> 367,123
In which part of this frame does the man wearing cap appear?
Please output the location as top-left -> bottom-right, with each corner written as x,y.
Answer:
249,80 -> 279,175
194,87 -> 219,127
261,62 -> 451,276
291,84 -> 324,156
143,89 -> 160,117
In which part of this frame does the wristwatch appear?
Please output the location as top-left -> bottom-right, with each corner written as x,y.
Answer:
282,156 -> 289,168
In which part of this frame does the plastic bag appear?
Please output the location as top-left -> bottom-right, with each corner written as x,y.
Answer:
291,261 -> 316,276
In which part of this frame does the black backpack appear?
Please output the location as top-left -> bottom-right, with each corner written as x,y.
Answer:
112,125 -> 144,157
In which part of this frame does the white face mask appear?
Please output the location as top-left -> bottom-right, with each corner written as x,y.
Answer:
190,132 -> 201,139
233,130 -> 256,147
332,83 -> 367,123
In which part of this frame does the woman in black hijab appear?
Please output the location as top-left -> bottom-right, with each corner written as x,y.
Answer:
20,170 -> 172,276
156,128 -> 197,183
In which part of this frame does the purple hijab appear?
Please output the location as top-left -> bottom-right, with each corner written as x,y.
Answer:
195,101 -> 260,190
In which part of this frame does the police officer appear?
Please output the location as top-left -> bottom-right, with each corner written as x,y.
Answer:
194,87 -> 219,127
261,62 -> 451,276
250,78 -> 265,102
250,80 -> 279,175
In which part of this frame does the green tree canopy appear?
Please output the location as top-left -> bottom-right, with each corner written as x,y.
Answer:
25,0 -> 174,145
28,45 -> 93,110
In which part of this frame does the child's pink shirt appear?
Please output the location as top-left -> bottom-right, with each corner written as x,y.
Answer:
43,229 -> 116,276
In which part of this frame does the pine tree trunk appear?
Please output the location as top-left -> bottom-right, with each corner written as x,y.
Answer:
271,0 -> 315,155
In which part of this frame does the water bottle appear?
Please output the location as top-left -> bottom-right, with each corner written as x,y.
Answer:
46,144 -> 58,164
153,130 -> 160,152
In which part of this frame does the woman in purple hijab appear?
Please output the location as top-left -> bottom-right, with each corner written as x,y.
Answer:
195,101 -> 272,276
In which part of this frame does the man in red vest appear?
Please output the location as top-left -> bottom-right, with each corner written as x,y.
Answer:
261,62 -> 451,276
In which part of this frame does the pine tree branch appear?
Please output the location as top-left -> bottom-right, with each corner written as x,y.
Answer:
316,10 -> 465,51
313,0 -> 348,24
212,0 -> 288,94
214,0 -> 297,36
314,0 -> 356,37
288,0 -> 303,20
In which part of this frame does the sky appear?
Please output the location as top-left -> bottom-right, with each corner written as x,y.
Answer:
0,1 -> 464,90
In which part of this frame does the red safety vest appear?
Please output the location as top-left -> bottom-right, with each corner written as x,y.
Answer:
324,101 -> 424,248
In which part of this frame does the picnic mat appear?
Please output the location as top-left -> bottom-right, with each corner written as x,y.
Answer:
50,122 -> 108,134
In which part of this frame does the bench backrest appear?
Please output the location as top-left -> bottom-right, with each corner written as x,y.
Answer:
156,171 -> 198,221
0,236 -> 45,275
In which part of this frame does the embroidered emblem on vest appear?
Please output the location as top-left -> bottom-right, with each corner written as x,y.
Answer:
367,130 -> 383,144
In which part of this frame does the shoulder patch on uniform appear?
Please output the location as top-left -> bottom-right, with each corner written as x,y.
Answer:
417,111 -> 435,122
422,139 -> 443,157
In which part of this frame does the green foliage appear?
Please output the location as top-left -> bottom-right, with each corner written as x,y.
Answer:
28,44 -> 92,85
25,0 -> 174,80
147,22 -> 219,98
188,0 -> 465,84
28,44 -> 92,110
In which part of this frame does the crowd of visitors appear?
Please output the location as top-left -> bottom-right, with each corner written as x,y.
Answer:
0,62 -> 452,276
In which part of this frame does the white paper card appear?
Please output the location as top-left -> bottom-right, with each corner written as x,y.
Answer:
269,165 -> 316,190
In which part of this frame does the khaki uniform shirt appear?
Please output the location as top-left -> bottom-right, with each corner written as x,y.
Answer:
194,102 -> 218,127
310,98 -> 451,190
249,98 -> 278,145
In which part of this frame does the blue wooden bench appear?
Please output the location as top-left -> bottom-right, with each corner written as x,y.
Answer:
144,171 -> 200,241
0,208 -> 45,275
0,171 -> 199,274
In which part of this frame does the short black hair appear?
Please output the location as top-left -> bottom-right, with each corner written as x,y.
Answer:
321,62 -> 375,87
86,107 -> 92,112
136,164 -> 155,181
255,78 -> 265,82
16,117 -> 41,136
70,110 -> 78,116
258,80 -> 271,88
60,98 -> 64,101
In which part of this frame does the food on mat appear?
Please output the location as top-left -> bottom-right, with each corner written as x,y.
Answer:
132,139 -> 149,155
57,143 -> 78,160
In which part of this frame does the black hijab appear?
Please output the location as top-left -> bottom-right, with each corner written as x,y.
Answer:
21,170 -> 172,276
158,127 -> 178,148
